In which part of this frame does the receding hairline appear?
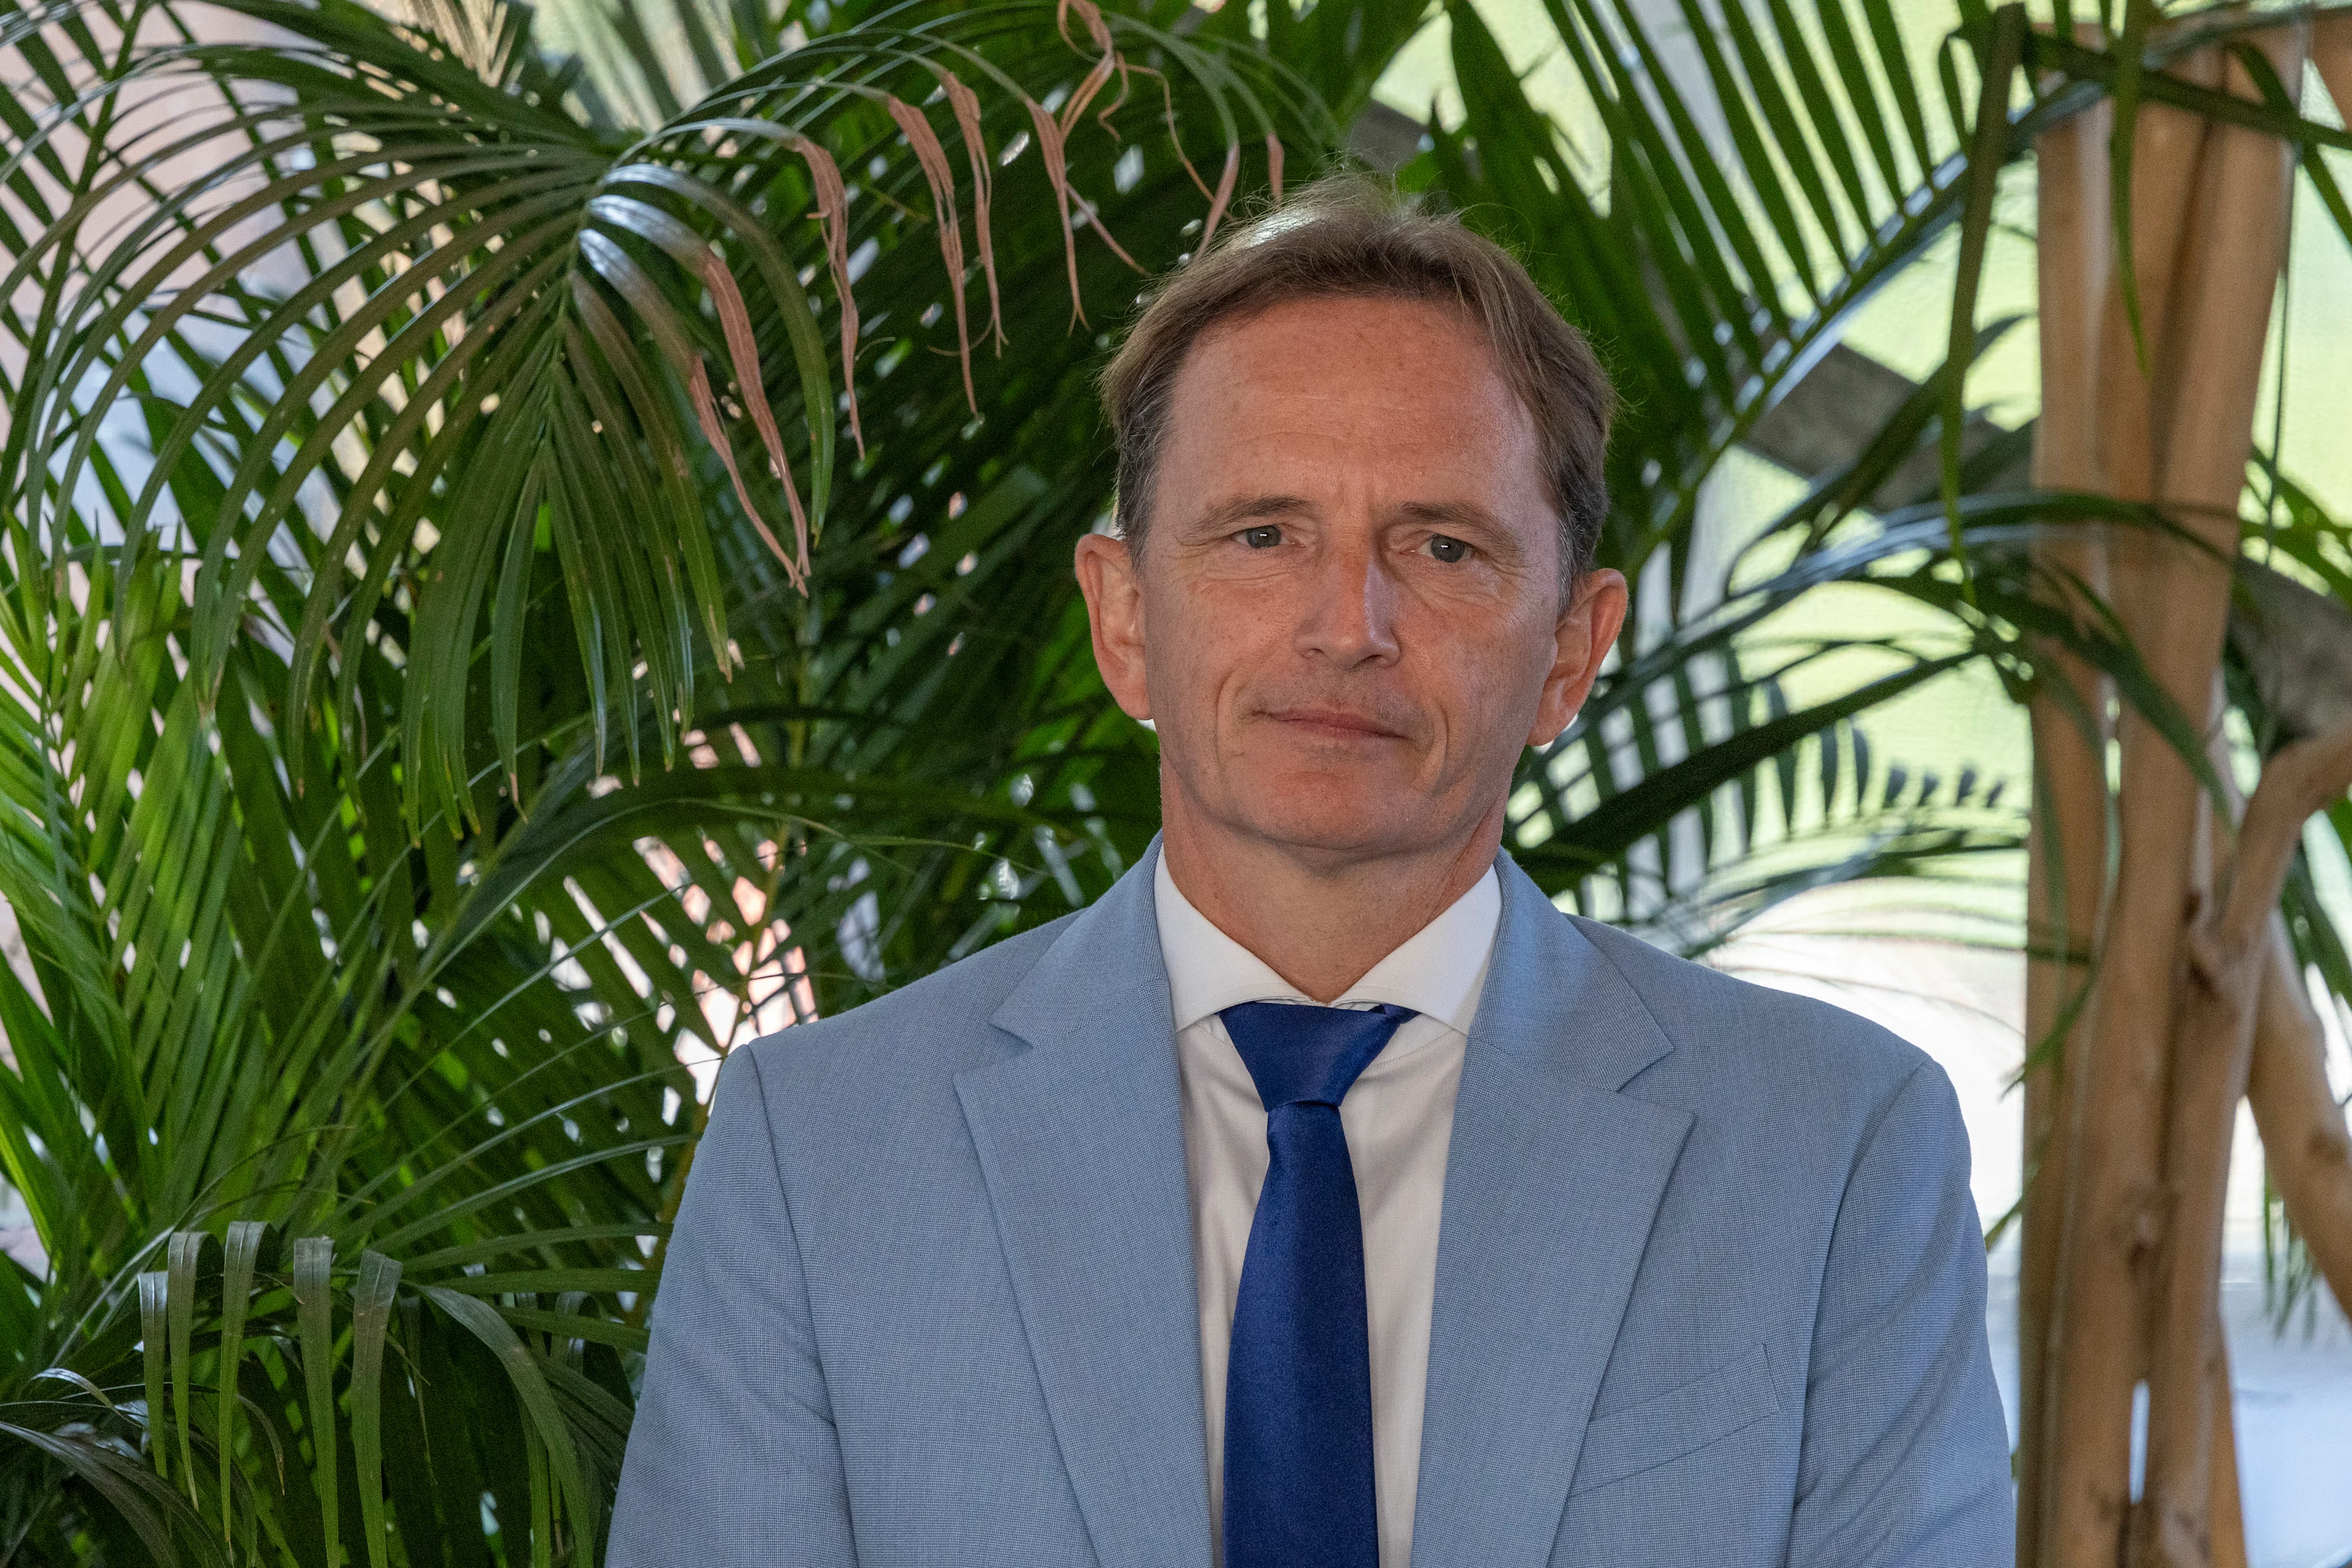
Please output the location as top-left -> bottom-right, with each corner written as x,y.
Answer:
1175,284 -> 1517,384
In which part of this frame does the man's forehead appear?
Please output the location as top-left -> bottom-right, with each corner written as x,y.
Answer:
1182,294 -> 1500,379
1169,302 -> 1529,443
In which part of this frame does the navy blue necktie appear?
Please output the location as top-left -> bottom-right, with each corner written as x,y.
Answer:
1219,1000 -> 1415,1568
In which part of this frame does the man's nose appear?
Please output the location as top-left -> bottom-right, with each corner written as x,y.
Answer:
1294,535 -> 1401,668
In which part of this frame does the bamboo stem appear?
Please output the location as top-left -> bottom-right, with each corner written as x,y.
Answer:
2045,50 -> 2230,1566
2248,918 -> 2352,1317
2032,20 -> 2330,1565
2209,1340 -> 2245,1568
2021,94 -> 2116,1568
2313,15 -> 2352,133
2136,721 -> 2352,1567
2152,32 -> 2304,530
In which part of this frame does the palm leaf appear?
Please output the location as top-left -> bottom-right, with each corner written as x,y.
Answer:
0,0 -> 1347,1557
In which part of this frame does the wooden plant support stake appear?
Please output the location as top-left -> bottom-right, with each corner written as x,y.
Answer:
2247,919 -> 2352,1311
2209,1341 -> 2245,1568
2135,722 -> 2352,1567
2314,15 -> 2352,134
2042,43 -> 2230,1568
2019,89 -> 2115,1568
2235,0 -> 2352,1363
2040,24 -> 2306,1565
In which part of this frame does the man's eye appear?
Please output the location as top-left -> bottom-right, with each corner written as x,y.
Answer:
1241,525 -> 1283,549
1426,533 -> 1471,564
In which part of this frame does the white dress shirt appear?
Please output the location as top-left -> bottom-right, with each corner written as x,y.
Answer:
1155,856 -> 1499,1568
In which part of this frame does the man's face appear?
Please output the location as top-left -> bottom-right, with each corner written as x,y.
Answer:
1076,293 -> 1626,870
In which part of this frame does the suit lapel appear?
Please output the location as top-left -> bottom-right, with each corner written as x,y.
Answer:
955,847 -> 1213,1568
1409,859 -> 1695,1566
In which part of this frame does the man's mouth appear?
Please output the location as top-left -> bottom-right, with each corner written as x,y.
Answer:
1261,706 -> 1406,741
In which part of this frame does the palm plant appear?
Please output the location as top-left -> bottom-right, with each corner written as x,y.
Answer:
1419,5 -> 2352,1561
1422,0 -> 2106,924
4,0 -> 2351,1562
0,0 -> 1355,1557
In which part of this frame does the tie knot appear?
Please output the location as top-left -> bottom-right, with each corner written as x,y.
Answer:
1219,1001 -> 1415,1110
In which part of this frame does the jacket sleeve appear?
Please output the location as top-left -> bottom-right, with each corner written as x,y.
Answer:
1785,1058 -> 2014,1567
608,1046 -> 856,1567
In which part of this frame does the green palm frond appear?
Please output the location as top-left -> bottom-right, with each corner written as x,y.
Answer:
1414,0 -> 2352,950
3,0 -> 1329,834
0,0 -> 1354,1557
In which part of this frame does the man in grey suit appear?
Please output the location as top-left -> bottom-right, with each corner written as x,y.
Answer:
609,179 -> 2012,1566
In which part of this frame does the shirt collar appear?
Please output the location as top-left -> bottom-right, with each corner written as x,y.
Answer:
1153,852 -> 1500,1038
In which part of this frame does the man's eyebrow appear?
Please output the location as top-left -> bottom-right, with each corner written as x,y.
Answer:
1187,494 -> 1313,534
1397,499 -> 1509,536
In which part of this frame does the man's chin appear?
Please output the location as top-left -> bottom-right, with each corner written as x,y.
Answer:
1225,796 -> 1433,863
1166,755 -> 1478,867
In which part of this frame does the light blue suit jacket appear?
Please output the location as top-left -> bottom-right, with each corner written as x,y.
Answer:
609,845 -> 2011,1565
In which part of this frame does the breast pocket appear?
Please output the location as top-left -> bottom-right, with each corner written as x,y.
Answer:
1568,1342 -> 1781,1496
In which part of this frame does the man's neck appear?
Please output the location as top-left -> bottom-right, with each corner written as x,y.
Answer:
1158,809 -> 1505,1004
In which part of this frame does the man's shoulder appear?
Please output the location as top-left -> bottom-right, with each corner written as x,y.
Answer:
1558,910 -> 1937,1126
731,911 -> 1080,1100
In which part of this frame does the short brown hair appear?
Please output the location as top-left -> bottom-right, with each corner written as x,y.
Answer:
1099,173 -> 1615,588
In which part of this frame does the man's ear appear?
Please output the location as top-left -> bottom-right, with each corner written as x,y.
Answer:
1528,565 -> 1629,747
1074,530 -> 1152,722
